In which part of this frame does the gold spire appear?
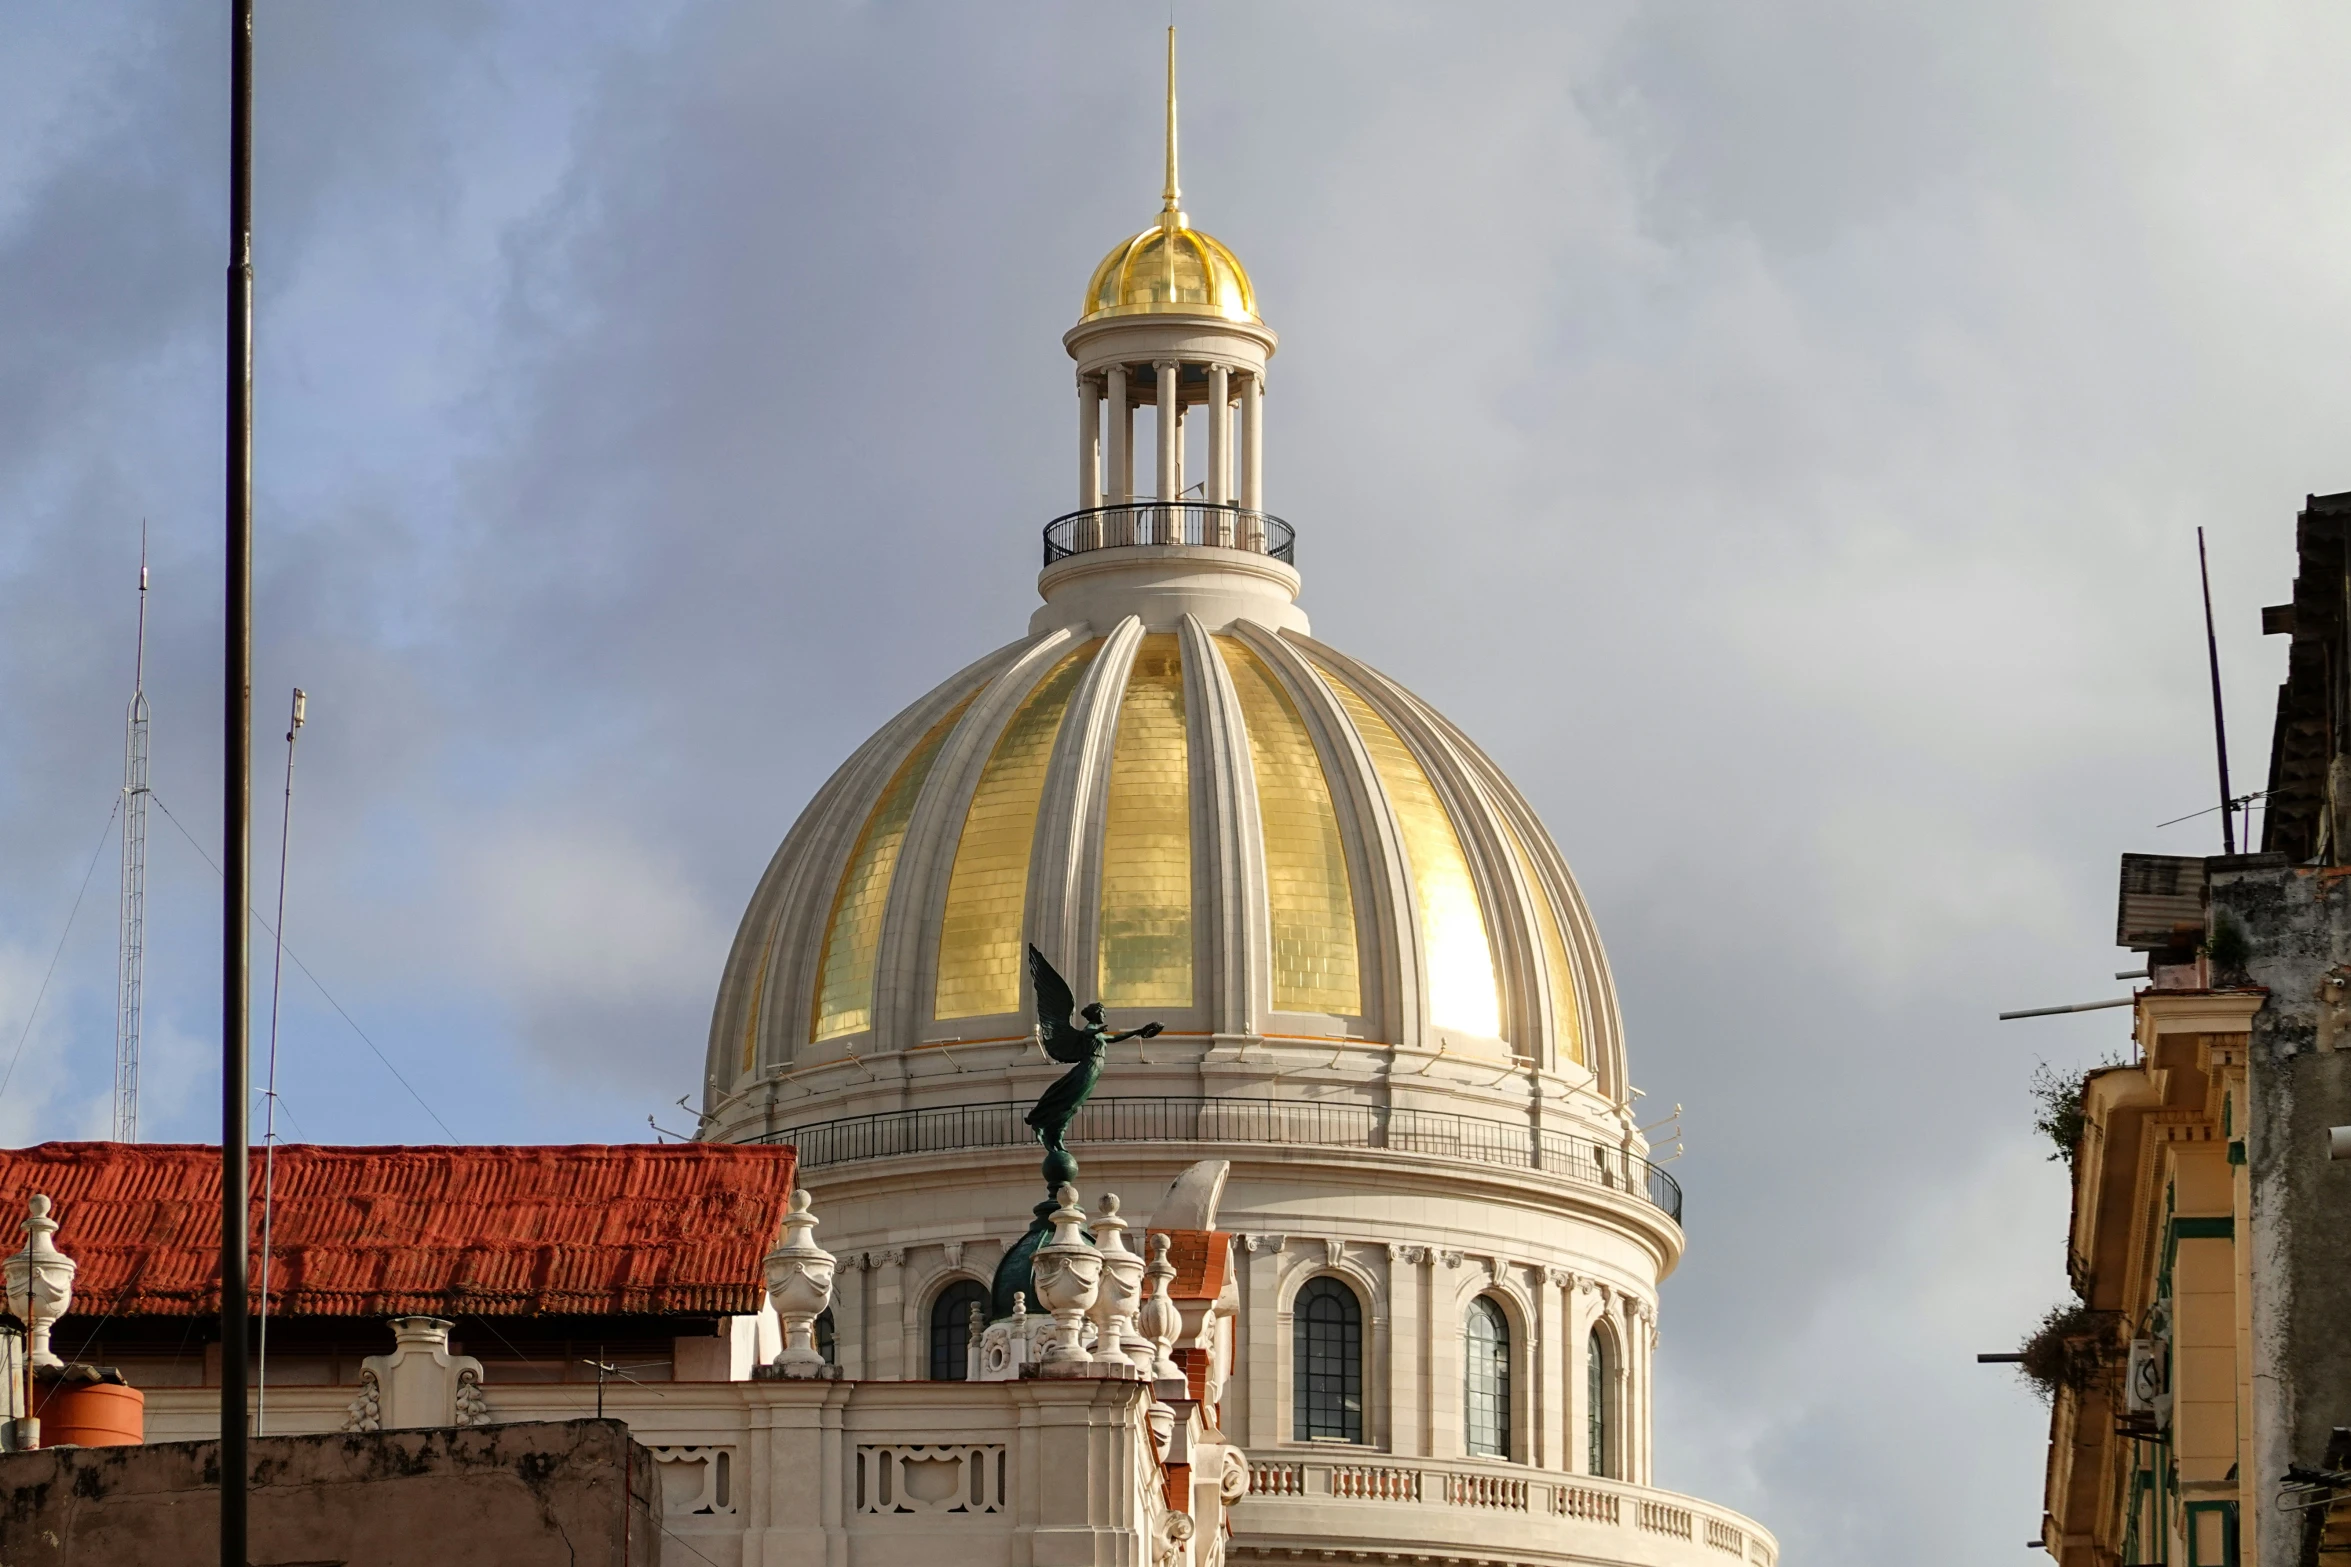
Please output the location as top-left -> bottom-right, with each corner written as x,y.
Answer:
1076,25 -> 1258,325
1161,26 -> 1184,229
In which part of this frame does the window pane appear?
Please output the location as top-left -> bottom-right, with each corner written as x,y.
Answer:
1587,1327 -> 1610,1477
930,1281 -> 991,1381
1465,1296 -> 1511,1458
1293,1278 -> 1363,1441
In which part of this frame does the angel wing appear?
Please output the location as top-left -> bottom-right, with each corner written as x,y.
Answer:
1027,944 -> 1094,1064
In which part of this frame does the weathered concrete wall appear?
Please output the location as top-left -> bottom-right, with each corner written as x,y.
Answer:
0,1417 -> 659,1567
2209,863 -> 2351,1567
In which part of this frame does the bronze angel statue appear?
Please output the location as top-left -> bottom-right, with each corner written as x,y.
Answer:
1024,944 -> 1161,1185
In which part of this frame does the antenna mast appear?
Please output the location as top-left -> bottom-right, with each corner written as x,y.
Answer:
2198,527 -> 2235,855
114,530 -> 150,1142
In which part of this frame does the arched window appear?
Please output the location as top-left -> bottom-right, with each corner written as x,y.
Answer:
930,1280 -> 992,1381
1293,1277 -> 1363,1442
1465,1295 -> 1511,1459
1586,1325 -> 1612,1477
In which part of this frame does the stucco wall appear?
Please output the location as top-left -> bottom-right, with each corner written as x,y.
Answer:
2209,861 -> 2351,1567
0,1418 -> 659,1567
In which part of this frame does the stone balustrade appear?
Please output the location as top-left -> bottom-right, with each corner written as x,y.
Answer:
1241,1452 -> 1775,1567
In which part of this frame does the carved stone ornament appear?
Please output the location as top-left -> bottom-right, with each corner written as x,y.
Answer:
342,1367 -> 383,1433
1092,1192 -> 1153,1373
2,1193 -> 75,1367
1546,1267 -> 1577,1289
1217,1446 -> 1250,1504
1322,1237 -> 1345,1270
1137,1232 -> 1183,1380
1438,1250 -> 1464,1271
1030,1185 -> 1104,1367
1387,1243 -> 1427,1266
1157,1509 -> 1198,1567
942,1241 -> 965,1271
1243,1233 -> 1286,1256
454,1365 -> 492,1428
764,1190 -> 838,1376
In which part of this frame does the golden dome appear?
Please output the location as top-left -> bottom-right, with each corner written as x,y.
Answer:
1080,216 -> 1258,324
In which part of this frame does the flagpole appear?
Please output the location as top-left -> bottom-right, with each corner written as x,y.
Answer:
222,0 -> 255,1560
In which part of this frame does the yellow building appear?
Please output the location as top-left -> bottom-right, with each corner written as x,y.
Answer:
2043,983 -> 2259,1567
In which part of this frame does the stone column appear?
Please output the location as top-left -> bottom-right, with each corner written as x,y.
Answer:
1537,1269 -> 1567,1469
1206,363 -> 1232,536
1078,374 -> 1102,512
1240,370 -> 1264,520
1386,1244 -> 1426,1457
1107,364 -> 1132,509
1241,1233 -> 1284,1449
1156,360 -> 1181,520
1635,1300 -> 1657,1485
1430,1251 -> 1463,1458
837,1253 -> 868,1379
871,1249 -> 906,1380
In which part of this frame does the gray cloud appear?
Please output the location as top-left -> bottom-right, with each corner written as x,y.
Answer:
5,2 -> 2341,1558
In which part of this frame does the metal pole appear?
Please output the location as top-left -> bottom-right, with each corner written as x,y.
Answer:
223,0 -> 255,1561
255,688 -> 303,1437
2199,527 -> 2235,855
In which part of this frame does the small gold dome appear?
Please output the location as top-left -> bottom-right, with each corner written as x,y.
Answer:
1080,215 -> 1258,325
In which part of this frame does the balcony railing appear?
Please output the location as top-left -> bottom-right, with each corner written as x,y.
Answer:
753,1094 -> 1681,1224
1043,503 -> 1295,566
1249,1457 -> 1775,1567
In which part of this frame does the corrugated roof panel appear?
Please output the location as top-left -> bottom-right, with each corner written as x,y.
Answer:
0,1142 -> 796,1319
2117,854 -> 2207,951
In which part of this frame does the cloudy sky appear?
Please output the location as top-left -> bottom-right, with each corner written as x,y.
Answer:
6,2 -> 2345,1558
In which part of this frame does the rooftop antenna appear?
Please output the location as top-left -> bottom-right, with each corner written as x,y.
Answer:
254,686 -> 304,1436
113,527 -> 150,1142
2199,527 -> 2235,855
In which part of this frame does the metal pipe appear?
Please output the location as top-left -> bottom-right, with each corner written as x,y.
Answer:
1997,997 -> 2135,1021
222,0 -> 255,1558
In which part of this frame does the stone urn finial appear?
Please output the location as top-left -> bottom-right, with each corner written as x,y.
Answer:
1092,1192 -> 1151,1374
1137,1231 -> 1182,1382
764,1189 -> 837,1376
4,1194 -> 76,1368
1029,1184 -> 1102,1367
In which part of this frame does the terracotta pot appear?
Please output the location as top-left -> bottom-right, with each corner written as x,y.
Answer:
37,1382 -> 144,1447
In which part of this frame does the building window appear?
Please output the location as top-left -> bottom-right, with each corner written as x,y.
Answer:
1293,1277 -> 1363,1441
815,1307 -> 836,1367
1587,1326 -> 1612,1477
930,1280 -> 991,1380
1465,1295 -> 1511,1458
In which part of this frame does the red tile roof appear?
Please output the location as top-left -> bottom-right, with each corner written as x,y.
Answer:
1155,1228 -> 1230,1302
0,1142 -> 796,1319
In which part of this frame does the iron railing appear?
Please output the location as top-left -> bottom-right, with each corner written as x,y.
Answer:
1043,503 -> 1295,566
753,1095 -> 1681,1224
